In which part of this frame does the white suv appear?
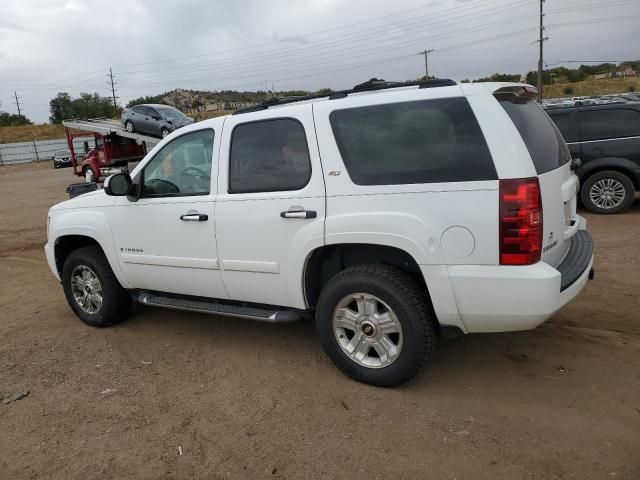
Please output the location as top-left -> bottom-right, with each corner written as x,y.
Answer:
45,80 -> 594,386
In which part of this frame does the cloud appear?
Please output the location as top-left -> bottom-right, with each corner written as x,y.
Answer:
0,0 -> 638,122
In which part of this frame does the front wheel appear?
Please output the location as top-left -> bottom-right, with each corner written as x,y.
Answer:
125,120 -> 135,133
61,246 -> 131,327
161,127 -> 170,138
581,170 -> 635,214
316,264 -> 436,387
83,167 -> 96,183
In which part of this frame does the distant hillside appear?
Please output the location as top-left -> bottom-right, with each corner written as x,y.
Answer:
0,123 -> 64,144
543,77 -> 639,99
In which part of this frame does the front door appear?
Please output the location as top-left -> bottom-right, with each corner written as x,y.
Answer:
215,105 -> 326,308
111,127 -> 228,299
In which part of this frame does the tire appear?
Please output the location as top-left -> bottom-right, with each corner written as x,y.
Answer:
581,170 -> 635,214
125,120 -> 135,133
161,128 -> 170,138
315,264 -> 436,387
83,166 -> 96,183
61,246 -> 131,327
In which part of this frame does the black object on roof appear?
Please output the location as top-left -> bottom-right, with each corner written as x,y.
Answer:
232,78 -> 457,115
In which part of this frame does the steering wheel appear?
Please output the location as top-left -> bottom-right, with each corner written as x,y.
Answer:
180,166 -> 209,179
145,178 -> 179,194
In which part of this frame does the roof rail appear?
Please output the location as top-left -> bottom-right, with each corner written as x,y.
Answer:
232,78 -> 457,115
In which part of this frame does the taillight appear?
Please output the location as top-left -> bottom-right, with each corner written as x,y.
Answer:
499,177 -> 543,265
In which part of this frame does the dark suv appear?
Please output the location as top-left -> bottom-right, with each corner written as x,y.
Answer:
545,103 -> 640,213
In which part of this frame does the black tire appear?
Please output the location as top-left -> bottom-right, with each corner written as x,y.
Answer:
581,170 -> 635,214
315,264 -> 436,387
125,120 -> 135,133
61,246 -> 131,327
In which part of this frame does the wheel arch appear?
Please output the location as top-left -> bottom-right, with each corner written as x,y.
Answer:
578,158 -> 640,190
303,243 -> 429,309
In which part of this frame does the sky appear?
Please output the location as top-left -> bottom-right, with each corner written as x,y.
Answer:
0,0 -> 638,123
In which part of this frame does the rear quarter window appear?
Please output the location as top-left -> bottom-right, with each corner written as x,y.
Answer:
579,109 -> 640,141
329,97 -> 497,185
498,98 -> 571,174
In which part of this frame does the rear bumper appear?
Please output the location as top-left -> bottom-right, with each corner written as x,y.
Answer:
447,230 -> 594,333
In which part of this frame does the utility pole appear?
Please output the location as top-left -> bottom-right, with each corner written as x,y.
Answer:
14,91 -> 22,117
536,0 -> 546,103
108,67 -> 118,116
417,49 -> 434,79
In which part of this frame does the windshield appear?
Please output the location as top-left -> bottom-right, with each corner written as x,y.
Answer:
156,106 -> 187,119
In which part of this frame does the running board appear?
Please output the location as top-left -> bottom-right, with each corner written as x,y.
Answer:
137,292 -> 303,323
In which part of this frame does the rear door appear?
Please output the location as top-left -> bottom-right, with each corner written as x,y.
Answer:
577,107 -> 640,166
497,96 -> 576,267
215,105 -> 326,308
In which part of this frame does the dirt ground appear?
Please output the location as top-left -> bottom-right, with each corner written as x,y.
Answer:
0,162 -> 638,480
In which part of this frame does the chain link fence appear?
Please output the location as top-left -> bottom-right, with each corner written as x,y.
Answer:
0,137 -> 94,166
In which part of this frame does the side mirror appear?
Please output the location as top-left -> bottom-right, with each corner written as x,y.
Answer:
104,173 -> 132,196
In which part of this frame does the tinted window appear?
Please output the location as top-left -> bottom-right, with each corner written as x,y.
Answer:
329,98 -> 496,185
142,129 -> 214,196
549,114 -> 572,141
498,98 -> 570,174
579,109 -> 640,141
229,119 -> 311,193
132,106 -> 147,115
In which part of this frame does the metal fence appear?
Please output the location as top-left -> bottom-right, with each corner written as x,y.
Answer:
0,137 -> 94,166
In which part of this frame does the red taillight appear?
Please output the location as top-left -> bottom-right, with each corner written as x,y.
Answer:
499,177 -> 543,265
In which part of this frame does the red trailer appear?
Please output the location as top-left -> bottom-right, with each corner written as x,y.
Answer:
62,119 -> 158,182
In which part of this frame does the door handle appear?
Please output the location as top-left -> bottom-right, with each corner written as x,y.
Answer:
280,206 -> 317,219
180,213 -> 208,221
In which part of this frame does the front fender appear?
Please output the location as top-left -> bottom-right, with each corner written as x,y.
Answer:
49,209 -> 131,288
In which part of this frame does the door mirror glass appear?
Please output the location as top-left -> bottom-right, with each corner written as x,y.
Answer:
104,173 -> 132,196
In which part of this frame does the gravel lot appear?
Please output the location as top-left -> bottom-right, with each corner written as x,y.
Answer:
1,162 -> 639,479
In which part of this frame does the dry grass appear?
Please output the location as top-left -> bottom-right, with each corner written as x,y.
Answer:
544,77 -> 640,98
191,109 -> 234,121
0,123 -> 64,144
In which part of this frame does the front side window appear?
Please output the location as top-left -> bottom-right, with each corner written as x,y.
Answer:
142,129 -> 214,197
579,109 -> 640,141
132,105 -> 146,115
229,119 -> 312,193
329,98 -> 497,185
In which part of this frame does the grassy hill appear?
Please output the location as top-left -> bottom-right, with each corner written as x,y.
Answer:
544,77 -> 639,98
0,123 -> 64,144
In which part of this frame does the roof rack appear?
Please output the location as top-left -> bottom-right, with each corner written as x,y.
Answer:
232,78 -> 457,115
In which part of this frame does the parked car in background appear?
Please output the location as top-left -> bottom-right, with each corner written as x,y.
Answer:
545,102 -> 640,213
52,150 -> 72,168
121,104 -> 194,138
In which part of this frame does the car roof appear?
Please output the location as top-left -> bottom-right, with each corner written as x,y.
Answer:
545,102 -> 640,114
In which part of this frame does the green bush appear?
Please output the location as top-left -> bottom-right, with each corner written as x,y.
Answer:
628,85 -> 637,92
563,86 -> 574,95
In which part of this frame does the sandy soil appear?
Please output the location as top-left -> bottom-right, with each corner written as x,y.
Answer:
0,162 -> 638,479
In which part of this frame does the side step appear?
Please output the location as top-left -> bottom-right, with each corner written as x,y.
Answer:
137,292 -> 303,323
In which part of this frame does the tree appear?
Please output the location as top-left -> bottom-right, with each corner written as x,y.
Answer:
0,112 -> 32,127
49,92 -> 115,123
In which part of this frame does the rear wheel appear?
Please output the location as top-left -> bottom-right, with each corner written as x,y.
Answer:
61,246 -> 131,327
125,120 -> 135,133
581,170 -> 635,214
316,264 -> 436,387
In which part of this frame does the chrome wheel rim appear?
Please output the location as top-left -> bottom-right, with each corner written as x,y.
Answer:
590,178 -> 626,209
126,122 -> 133,132
70,265 -> 103,314
162,129 -> 169,137
332,293 -> 403,369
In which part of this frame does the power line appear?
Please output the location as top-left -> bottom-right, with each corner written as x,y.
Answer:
417,49 -> 434,79
14,91 -> 23,116
108,68 -> 118,115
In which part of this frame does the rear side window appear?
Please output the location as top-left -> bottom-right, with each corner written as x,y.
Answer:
498,98 -> 570,174
229,118 -> 311,193
329,98 -> 497,185
579,109 -> 640,141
